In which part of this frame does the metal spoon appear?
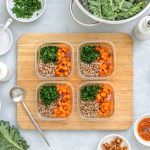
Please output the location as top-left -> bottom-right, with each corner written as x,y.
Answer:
10,87 -> 50,147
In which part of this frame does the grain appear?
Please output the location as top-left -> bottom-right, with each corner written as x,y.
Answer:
38,101 -> 57,118
80,61 -> 100,77
80,100 -> 100,118
38,60 -> 56,77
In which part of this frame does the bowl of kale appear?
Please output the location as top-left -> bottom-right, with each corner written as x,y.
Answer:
71,0 -> 150,25
6,0 -> 46,22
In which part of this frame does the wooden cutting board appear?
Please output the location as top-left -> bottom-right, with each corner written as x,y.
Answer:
17,33 -> 133,130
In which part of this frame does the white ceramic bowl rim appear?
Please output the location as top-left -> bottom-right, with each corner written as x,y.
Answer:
6,0 -> 46,23
0,24 -> 13,56
75,0 -> 150,24
134,114 -> 150,147
97,134 -> 131,150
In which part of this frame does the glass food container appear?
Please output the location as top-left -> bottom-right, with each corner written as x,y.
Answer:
78,81 -> 115,121
36,42 -> 74,80
36,81 -> 74,121
77,41 -> 116,80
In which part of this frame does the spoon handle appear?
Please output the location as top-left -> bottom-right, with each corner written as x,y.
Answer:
21,101 -> 50,147
2,18 -> 13,32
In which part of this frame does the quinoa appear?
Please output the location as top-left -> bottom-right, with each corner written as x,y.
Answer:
38,60 -> 56,77
38,100 -> 57,118
80,61 -> 100,77
80,100 -> 100,118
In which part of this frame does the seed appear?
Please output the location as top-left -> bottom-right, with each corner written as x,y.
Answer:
38,100 -> 57,118
38,60 -> 56,77
80,100 -> 100,118
80,61 -> 100,77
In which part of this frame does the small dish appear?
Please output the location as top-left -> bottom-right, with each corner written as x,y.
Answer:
134,114 -> 150,147
77,41 -> 116,80
36,81 -> 74,121
0,24 -> 13,56
97,134 -> 131,150
78,81 -> 115,120
6,0 -> 46,23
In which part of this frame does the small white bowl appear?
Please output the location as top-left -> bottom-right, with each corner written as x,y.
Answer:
97,134 -> 131,150
0,24 -> 13,56
134,114 -> 150,147
6,0 -> 46,23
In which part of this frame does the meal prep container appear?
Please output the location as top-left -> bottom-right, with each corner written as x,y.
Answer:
70,0 -> 150,26
77,41 -> 116,80
78,81 -> 115,121
6,0 -> 46,23
97,134 -> 131,150
36,42 -> 74,80
36,81 -> 74,121
134,114 -> 150,147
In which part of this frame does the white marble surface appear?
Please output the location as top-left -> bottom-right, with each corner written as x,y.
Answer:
0,0 -> 150,150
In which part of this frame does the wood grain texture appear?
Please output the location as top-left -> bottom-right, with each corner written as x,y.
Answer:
17,33 -> 133,130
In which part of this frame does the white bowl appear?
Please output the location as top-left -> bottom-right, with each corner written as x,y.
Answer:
134,114 -> 150,147
97,134 -> 131,150
0,24 -> 13,56
6,0 -> 46,23
72,0 -> 150,26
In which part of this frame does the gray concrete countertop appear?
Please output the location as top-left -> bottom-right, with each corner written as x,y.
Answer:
0,0 -> 150,150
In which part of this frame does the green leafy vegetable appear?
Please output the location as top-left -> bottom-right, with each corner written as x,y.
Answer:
81,85 -> 102,101
80,0 -> 90,11
12,0 -> 42,19
0,121 -> 29,150
83,0 -> 149,20
80,46 -> 101,64
40,46 -> 58,64
117,1 -> 149,20
40,85 -> 59,106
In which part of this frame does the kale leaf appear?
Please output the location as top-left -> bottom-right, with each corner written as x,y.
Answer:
12,0 -> 42,19
40,85 -> 59,106
40,46 -> 58,64
80,46 -> 101,64
0,121 -> 29,150
80,0 -> 90,11
85,0 -> 149,20
117,1 -> 149,20
81,85 -> 102,101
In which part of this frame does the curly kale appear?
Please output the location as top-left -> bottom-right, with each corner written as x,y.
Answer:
80,0 -> 90,11
0,121 -> 29,150
82,0 -> 149,20
40,85 -> 59,106
80,46 -> 101,64
81,85 -> 102,101
12,0 -> 42,19
40,46 -> 58,64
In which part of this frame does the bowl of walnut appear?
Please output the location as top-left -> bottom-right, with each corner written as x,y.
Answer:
97,134 -> 131,150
